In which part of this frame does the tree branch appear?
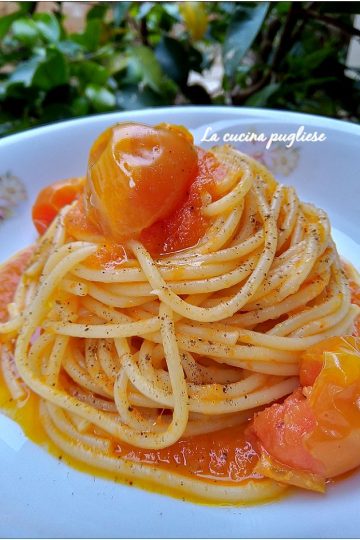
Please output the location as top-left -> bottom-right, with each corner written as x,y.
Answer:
231,3 -> 301,105
306,10 -> 360,39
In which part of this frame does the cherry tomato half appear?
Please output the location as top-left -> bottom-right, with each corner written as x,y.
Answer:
32,177 -> 85,235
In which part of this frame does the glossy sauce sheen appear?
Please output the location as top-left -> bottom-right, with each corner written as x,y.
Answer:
140,148 -> 222,256
0,251 -> 262,501
0,248 -> 33,320
113,422 -> 259,483
347,267 -> 360,336
1,252 -> 359,500
86,123 -> 201,244
64,148 -> 224,260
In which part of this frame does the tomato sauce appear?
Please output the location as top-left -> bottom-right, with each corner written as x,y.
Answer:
0,247 -> 33,321
112,422 -> 259,484
37,123 -> 227,262
0,251 -> 358,501
0,251 -> 265,503
140,149 -> 223,256
63,147 -> 224,261
347,267 -> 360,336
4,120 -> 360,502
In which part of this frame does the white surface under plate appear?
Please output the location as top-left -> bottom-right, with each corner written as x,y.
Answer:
0,107 -> 359,539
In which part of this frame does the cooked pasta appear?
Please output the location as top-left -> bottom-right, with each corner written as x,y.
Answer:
0,122 -> 359,504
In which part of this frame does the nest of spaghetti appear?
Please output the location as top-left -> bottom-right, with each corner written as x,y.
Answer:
1,141 -> 358,504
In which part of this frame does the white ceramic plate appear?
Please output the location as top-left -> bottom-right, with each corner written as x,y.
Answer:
0,107 -> 359,539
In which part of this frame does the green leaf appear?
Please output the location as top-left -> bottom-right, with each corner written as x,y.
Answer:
71,96 -> 89,116
85,84 -> 115,112
212,94 -> 226,105
112,2 -> 131,26
116,84 -> 167,110
72,19 -> 102,51
135,2 -> 154,21
0,11 -> 23,40
162,2 -> 182,21
0,3 -> 33,40
105,53 -> 128,76
218,2 -> 236,15
140,2 -> 179,33
33,13 -> 61,43
0,82 -> 6,99
0,0 -> 357,135
245,82 -> 280,106
32,48 -> 69,91
8,56 -> 42,86
127,46 -> 166,93
155,37 -> 189,85
57,40 -> 83,57
223,2 -> 269,79
85,19 -> 102,51
2,82 -> 40,103
87,4 -> 108,21
72,61 -> 109,86
41,103 -> 73,123
287,46 -> 334,77
11,18 -> 39,46
155,37 -> 204,88
289,77 -> 338,92
274,2 -> 292,15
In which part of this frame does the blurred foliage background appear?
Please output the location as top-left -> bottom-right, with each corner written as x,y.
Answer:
0,1 -> 359,137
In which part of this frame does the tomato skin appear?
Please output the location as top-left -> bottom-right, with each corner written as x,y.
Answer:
299,336 -> 349,386
251,336 -> 360,486
32,177 -> 85,235
140,148 -> 222,256
32,123 -> 224,255
86,122 -> 199,241
252,388 -> 323,475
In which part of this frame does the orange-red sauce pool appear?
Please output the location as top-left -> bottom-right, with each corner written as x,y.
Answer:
0,250 -> 263,503
0,250 -> 359,502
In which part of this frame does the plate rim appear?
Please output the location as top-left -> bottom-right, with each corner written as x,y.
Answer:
1,105 -> 360,147
1,104 -> 360,538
